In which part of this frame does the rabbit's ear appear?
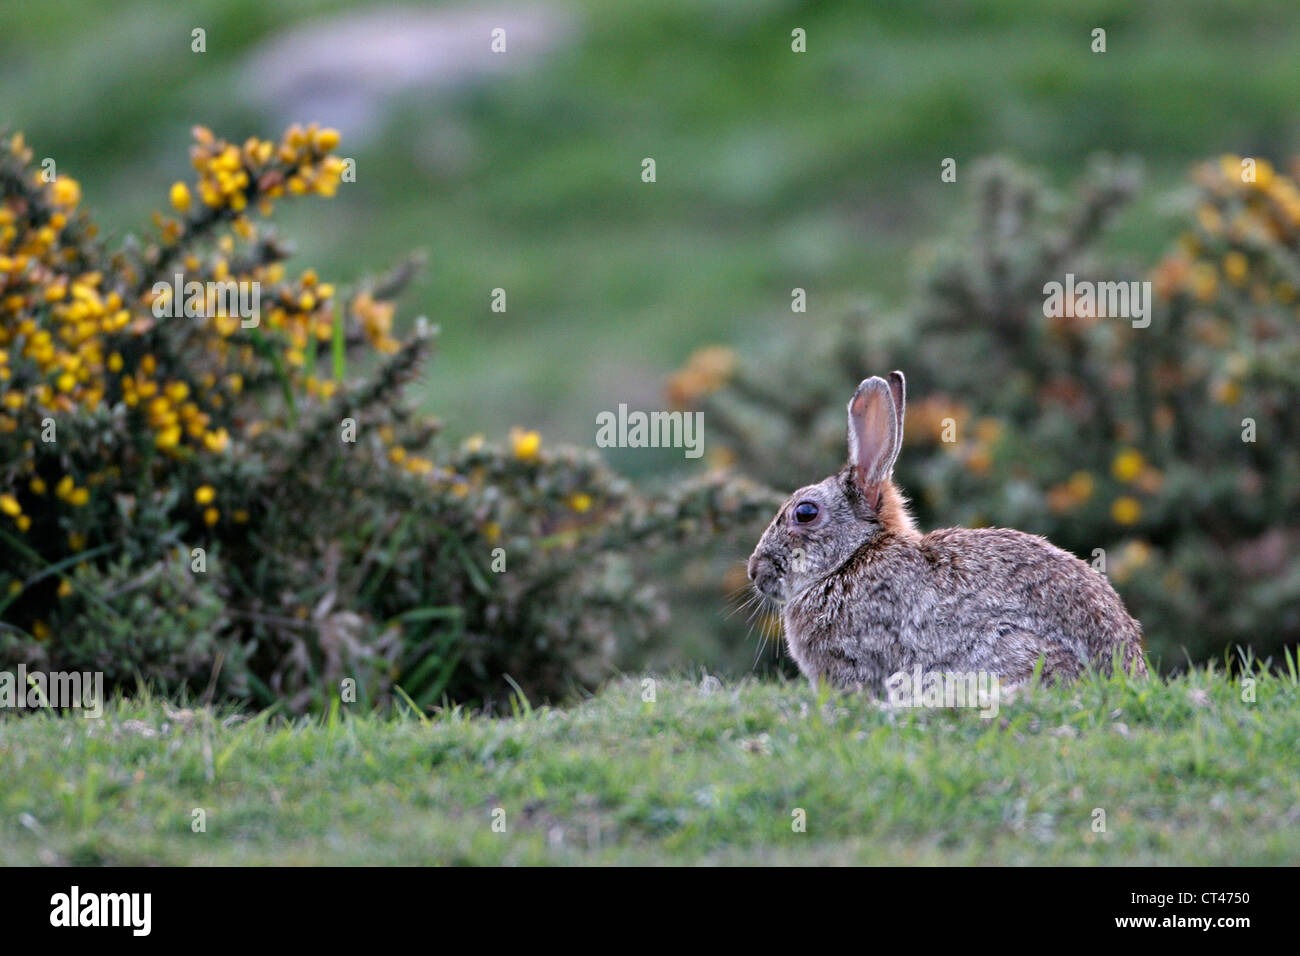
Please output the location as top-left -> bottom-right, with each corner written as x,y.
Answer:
847,376 -> 900,505
886,370 -> 906,472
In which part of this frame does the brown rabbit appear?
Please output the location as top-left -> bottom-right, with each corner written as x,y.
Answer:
747,371 -> 1147,691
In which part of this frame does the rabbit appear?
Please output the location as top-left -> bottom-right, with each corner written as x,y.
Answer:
746,371 -> 1148,692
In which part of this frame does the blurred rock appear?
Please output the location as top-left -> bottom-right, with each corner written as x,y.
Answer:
242,2 -> 581,141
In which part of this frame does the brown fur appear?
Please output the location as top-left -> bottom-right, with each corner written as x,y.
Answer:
747,372 -> 1147,692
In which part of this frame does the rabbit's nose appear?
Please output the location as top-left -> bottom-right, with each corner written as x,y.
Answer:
746,554 -> 762,581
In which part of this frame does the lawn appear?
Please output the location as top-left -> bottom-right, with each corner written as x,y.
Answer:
2,667 -> 1296,865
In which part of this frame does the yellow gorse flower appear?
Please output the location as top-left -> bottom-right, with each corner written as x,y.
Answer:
51,177 -> 81,208
1222,251 -> 1248,285
1111,496 -> 1142,526
1111,449 -> 1145,483
170,181 -> 192,213
510,427 -> 541,462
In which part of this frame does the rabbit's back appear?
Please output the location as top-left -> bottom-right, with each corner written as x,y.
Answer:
917,527 -> 1145,677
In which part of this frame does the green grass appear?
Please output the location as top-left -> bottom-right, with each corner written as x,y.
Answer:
2,667 -> 1296,864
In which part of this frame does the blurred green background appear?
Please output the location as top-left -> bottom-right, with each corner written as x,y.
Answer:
5,0 -> 1299,472
6,0 -> 1299,676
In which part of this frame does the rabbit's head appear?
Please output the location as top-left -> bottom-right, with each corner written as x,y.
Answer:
747,371 -> 915,604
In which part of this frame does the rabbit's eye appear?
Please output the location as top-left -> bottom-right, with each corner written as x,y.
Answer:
793,501 -> 819,524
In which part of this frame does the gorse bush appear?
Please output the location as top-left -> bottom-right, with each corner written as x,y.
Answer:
0,126 -> 778,711
678,156 -> 1300,668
